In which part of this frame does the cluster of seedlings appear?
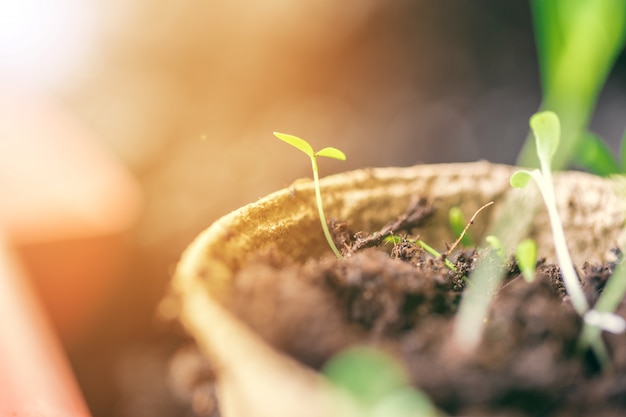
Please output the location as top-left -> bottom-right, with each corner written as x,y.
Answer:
276,111 -> 626,416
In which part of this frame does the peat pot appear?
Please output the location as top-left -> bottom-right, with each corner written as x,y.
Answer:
167,161 -> 626,417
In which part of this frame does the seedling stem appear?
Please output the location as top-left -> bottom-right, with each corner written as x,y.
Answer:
511,111 -> 589,315
274,132 -> 346,258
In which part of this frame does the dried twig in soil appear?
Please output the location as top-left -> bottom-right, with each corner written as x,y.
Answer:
348,196 -> 433,253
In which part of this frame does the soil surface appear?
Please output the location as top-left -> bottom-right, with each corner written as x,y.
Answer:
170,198 -> 626,417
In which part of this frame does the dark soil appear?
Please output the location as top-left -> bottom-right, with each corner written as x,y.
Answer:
170,198 -> 626,417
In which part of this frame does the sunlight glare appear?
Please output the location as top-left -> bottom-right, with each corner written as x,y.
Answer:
0,0 -> 100,90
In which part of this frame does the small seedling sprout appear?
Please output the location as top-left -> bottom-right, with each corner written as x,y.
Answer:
385,202 -> 493,277
485,235 -> 504,258
446,201 -> 494,256
449,207 -> 475,247
417,239 -> 458,272
274,132 -> 346,258
323,346 -> 439,417
515,238 -> 537,283
510,111 -> 589,316
383,235 -> 458,272
511,111 -> 626,366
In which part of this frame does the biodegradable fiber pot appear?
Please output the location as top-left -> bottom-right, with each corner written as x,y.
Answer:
170,161 -> 626,417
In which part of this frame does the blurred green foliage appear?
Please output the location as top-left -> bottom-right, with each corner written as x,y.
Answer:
517,0 -> 626,173
323,346 -> 439,417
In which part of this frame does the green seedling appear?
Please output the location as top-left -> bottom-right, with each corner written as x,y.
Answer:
323,346 -> 439,417
454,248 -> 505,352
384,235 -> 457,272
484,235 -> 504,258
481,235 -> 538,283
453,213 -> 517,353
274,132 -> 346,258
384,202 -> 493,276
515,238 -> 538,283
511,111 -> 626,367
574,131 -> 621,176
449,207 -> 475,247
446,201 -> 494,256
417,239 -> 458,272
510,111 -> 589,316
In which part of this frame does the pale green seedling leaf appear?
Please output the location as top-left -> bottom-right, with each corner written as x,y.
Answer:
274,131 -> 345,258
417,240 -> 458,272
530,111 -> 560,162
485,235 -> 504,258
370,387 -> 439,417
323,347 -> 408,407
449,207 -> 474,247
515,239 -> 538,282
510,170 -> 534,188
574,131 -> 620,176
273,131 -> 314,157
317,147 -> 347,161
384,235 -> 402,245
514,113 -> 590,319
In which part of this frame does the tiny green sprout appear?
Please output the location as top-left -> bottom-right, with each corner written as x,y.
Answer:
510,111 -> 589,316
484,235 -> 504,258
383,236 -> 458,272
383,235 -> 402,245
574,131 -> 620,176
416,240 -> 458,272
449,207 -> 475,247
515,238 -> 537,283
323,346 -> 439,417
274,132 -> 346,258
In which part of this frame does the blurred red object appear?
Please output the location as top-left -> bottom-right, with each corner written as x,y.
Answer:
0,87 -> 141,345
0,238 -> 91,416
0,86 -> 142,415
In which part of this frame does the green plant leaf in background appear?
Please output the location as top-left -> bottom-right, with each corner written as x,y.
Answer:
518,0 -> 626,170
323,347 -> 409,408
515,238 -> 538,282
323,346 -> 439,416
575,131 -> 621,176
449,207 -> 475,247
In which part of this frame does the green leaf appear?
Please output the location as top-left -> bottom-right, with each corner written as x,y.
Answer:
485,235 -> 504,258
530,111 -> 560,161
273,132 -> 314,157
384,235 -> 402,245
323,347 -> 407,407
316,147 -> 347,161
515,238 -> 538,282
510,170 -> 533,188
370,387 -> 439,417
574,131 -> 620,176
449,207 -> 474,247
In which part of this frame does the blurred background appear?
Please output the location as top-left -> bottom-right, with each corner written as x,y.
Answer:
0,1 -> 625,416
